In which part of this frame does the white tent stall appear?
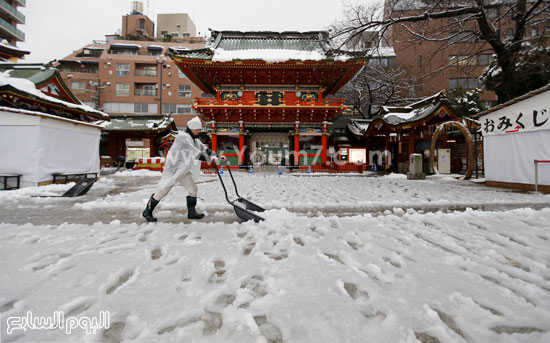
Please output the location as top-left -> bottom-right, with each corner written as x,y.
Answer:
0,107 -> 103,188
479,85 -> 550,192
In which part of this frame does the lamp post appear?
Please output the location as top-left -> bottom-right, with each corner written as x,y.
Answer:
156,56 -> 166,114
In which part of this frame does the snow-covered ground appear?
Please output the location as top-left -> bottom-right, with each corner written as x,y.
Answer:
1,171 -> 549,343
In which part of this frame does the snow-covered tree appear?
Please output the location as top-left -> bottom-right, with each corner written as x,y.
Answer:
333,0 -> 550,104
337,58 -> 417,118
447,88 -> 489,116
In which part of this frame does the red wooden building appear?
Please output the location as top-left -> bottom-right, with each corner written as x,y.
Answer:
169,30 -> 365,167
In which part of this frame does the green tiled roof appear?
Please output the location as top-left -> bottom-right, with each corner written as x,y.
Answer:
104,115 -> 175,132
217,37 -> 323,52
169,30 -> 353,61
0,65 -> 56,85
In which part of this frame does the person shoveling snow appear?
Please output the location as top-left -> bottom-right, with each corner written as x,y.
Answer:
142,116 -> 224,222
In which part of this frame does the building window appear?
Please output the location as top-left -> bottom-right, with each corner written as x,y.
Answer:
163,104 -> 192,114
134,103 -> 158,113
116,83 -> 130,96
477,54 -> 493,66
63,65 -> 80,73
449,31 -> 478,43
103,102 -> 134,113
450,54 -> 494,66
449,78 -> 481,90
116,63 -> 130,77
111,49 -> 138,56
178,85 -> 191,97
139,19 -> 145,30
368,58 -> 389,67
71,81 -> 86,94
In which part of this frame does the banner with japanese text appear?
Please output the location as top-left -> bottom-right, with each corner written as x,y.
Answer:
480,90 -> 550,136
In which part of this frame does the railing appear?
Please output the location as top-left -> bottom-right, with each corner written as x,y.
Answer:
195,97 -> 345,107
134,69 -> 158,77
134,89 -> 157,96
16,0 -> 25,6
0,16 -> 24,41
534,159 -> 550,192
200,162 -> 369,174
0,0 -> 25,24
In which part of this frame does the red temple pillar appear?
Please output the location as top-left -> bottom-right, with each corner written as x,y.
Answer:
322,121 -> 328,164
238,121 -> 245,166
294,121 -> 300,166
210,121 -> 217,152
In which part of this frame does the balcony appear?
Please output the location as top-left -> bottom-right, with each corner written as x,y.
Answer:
0,16 -> 24,41
15,0 -> 25,6
135,64 -> 158,77
134,84 -> 158,97
0,0 -> 25,24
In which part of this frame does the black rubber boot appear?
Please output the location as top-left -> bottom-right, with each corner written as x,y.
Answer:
187,196 -> 205,220
142,194 -> 159,222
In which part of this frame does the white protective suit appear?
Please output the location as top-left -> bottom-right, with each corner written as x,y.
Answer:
154,129 -> 209,200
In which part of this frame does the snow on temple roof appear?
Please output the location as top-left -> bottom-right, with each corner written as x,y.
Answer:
103,115 -> 175,132
0,70 -> 109,119
170,30 -> 361,62
347,119 -> 372,136
213,48 -> 329,63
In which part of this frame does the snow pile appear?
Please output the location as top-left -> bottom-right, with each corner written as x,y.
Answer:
1,206 -> 549,342
115,169 -> 162,177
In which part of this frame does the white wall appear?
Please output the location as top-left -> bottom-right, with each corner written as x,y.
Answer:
484,129 -> 550,186
0,111 -> 101,187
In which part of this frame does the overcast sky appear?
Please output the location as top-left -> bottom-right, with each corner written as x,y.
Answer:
18,0 -> 368,63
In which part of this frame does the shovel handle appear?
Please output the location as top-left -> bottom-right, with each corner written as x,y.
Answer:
213,161 -> 233,204
225,161 -> 241,198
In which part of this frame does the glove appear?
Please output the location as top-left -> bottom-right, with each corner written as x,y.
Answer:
220,155 -> 227,161
210,155 -> 219,164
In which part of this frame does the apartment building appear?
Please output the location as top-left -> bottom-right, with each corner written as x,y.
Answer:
157,13 -> 197,39
57,38 -> 205,128
0,0 -> 28,61
384,0 -> 550,104
0,0 -> 24,46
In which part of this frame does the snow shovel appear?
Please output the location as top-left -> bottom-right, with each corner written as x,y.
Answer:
226,162 -> 265,213
32,178 -> 96,198
213,161 -> 265,222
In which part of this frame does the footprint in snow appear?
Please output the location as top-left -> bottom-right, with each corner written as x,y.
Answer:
151,247 -> 162,260
208,260 -> 226,284
103,321 -> 126,343
243,242 -> 256,256
254,315 -> 283,343
239,275 -> 268,309
105,270 -> 135,295
293,237 -> 305,246
157,312 -> 222,336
